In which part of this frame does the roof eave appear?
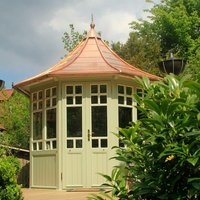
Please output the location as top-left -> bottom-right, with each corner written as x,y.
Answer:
51,70 -> 160,81
13,74 -> 53,96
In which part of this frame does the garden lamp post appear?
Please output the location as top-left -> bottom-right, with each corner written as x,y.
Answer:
0,79 -> 5,90
158,53 -> 186,75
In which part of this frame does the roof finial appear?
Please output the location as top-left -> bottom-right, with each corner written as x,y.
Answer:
90,14 -> 95,29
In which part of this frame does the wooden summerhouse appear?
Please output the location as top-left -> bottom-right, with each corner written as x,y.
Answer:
14,20 -> 159,190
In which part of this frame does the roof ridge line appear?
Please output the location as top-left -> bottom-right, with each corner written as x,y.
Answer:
14,42 -> 85,86
17,38 -> 88,85
101,40 -> 160,79
94,37 -> 121,73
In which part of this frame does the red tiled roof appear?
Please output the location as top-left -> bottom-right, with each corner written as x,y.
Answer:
0,124 -> 5,131
14,21 -> 160,91
0,89 -> 14,101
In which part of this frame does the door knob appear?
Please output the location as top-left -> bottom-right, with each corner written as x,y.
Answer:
88,129 -> 91,141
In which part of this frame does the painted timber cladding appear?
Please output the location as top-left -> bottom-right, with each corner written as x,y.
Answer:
32,155 -> 56,188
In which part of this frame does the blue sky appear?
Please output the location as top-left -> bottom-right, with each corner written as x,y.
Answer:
0,0 -> 160,88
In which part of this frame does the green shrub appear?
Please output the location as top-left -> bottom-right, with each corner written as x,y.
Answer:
0,154 -> 23,200
89,74 -> 200,200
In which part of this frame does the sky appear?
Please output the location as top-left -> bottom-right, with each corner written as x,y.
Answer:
0,0 -> 160,88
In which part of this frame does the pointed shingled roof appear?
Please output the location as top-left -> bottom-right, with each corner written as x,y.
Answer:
14,19 -> 160,92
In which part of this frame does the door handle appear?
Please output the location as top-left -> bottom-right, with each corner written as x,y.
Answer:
88,129 -> 91,141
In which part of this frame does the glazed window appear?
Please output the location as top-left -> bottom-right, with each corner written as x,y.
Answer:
118,85 -> 133,106
33,112 -> 42,140
45,87 -> 57,150
32,90 -> 43,151
31,87 -> 57,151
118,85 -> 134,147
119,107 -> 132,129
46,108 -> 56,139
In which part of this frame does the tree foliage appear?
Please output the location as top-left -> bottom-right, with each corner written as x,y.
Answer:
0,90 -> 30,149
110,0 -> 200,78
111,31 -> 161,75
62,24 -> 87,53
129,0 -> 200,78
90,74 -> 200,200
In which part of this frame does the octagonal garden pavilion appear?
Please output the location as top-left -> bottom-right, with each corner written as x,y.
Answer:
14,19 -> 159,190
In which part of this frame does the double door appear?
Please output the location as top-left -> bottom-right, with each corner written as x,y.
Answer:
62,82 -> 110,188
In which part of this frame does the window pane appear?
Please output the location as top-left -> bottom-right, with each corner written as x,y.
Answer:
92,106 -> 107,137
33,112 -> 42,140
52,87 -> 57,96
127,97 -> 132,105
52,141 -> 56,149
119,107 -> 132,128
100,95 -> 107,104
46,108 -> 56,139
38,142 -> 42,150
52,98 -> 57,106
91,96 -> 98,104
75,96 -> 82,104
66,96 -> 73,105
33,93 -> 37,101
38,101 -> 43,109
46,141 -> 51,150
101,139 -> 107,148
66,86 -> 73,94
67,107 -> 82,137
91,85 -> 98,93
46,89 -> 50,97
38,91 -> 43,99
126,87 -> 132,95
33,103 -> 37,110
67,140 -> 73,148
33,143 -> 37,150
119,107 -> 132,147
92,139 -> 98,148
75,86 -> 82,94
46,99 -> 50,107
118,96 -> 124,104
76,140 -> 82,148
100,85 -> 106,93
118,85 -> 124,94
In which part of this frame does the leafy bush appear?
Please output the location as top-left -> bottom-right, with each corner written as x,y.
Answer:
0,90 -> 30,149
0,152 -> 23,200
89,75 -> 200,200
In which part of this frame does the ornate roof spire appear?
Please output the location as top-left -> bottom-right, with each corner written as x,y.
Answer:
90,14 -> 95,29
87,14 -> 100,38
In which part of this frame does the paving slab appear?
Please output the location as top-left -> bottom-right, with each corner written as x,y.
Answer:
22,188 -> 99,200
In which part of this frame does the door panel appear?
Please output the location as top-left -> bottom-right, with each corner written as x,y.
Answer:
63,83 -> 109,189
91,152 -> 108,187
86,83 -> 109,187
64,85 -> 84,188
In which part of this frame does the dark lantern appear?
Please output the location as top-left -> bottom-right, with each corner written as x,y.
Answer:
158,53 -> 186,75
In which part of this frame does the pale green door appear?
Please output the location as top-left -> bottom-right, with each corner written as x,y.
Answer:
63,82 -> 110,189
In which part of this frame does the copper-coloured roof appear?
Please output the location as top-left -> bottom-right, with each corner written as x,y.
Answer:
14,19 -> 160,91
